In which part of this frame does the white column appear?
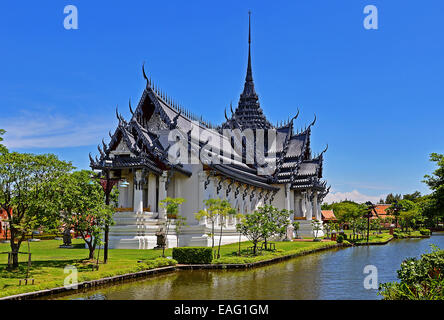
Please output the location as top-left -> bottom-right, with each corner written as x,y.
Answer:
134,170 -> 144,214
305,191 -> 312,221
285,184 -> 291,211
158,172 -> 168,219
285,184 -> 293,240
289,189 -> 295,222
301,192 -> 306,218
198,171 -> 206,211
294,194 -> 301,218
313,192 -> 321,221
147,173 -> 156,212
198,171 -> 207,225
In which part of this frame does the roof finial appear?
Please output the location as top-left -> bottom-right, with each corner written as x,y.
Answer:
246,10 -> 253,82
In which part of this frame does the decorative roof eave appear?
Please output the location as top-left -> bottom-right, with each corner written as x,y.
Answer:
210,164 -> 279,191
272,112 -> 299,181
90,157 -> 163,175
129,118 -> 165,156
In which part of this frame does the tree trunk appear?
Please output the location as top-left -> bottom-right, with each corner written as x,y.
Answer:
238,233 -> 241,256
103,225 -> 109,263
217,221 -> 223,258
88,248 -> 95,260
9,234 -> 21,268
211,222 -> 215,249
85,239 -> 95,260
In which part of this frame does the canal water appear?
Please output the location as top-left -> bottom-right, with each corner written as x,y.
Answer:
56,232 -> 444,300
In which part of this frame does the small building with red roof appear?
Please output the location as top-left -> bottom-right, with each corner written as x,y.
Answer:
0,208 -> 12,240
321,210 -> 337,223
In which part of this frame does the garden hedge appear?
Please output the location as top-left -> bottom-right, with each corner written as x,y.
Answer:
172,247 -> 213,264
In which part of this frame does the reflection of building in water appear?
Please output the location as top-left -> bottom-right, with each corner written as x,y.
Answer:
90,15 -> 329,249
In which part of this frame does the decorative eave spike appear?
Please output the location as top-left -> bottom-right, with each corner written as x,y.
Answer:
142,63 -> 150,88
129,99 -> 134,115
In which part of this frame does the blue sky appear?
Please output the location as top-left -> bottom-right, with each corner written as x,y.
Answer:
0,1 -> 443,203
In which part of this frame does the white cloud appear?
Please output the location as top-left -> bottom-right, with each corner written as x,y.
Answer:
323,190 -> 387,204
0,112 -> 112,149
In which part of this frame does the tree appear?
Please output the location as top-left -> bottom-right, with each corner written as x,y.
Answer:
174,215 -> 188,248
330,202 -> 364,236
236,205 -> 291,254
0,152 -> 73,268
257,205 -> 290,247
403,191 -> 422,202
237,210 -> 263,255
159,197 -> 186,257
385,193 -> 402,204
0,129 -> 7,155
194,198 -> 221,250
235,213 -> 245,256
311,219 -> 322,241
387,199 -> 419,231
423,153 -> 444,228
323,221 -> 331,238
57,170 -> 115,260
216,200 -> 235,259
379,245 -> 444,300
292,221 -> 300,239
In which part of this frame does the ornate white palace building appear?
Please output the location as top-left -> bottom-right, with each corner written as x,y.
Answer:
90,16 -> 329,249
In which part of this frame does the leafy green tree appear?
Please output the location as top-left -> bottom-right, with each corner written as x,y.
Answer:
57,170 -> 116,260
0,129 -> 7,155
194,198 -> 221,250
235,213 -> 245,256
174,215 -> 188,248
387,199 -> 420,231
379,245 -> 443,300
311,219 -> 322,240
385,193 -> 402,204
257,205 -> 290,247
216,200 -> 236,259
292,221 -> 300,238
0,152 -> 73,268
423,153 -> 444,228
330,202 -> 365,238
159,197 -> 186,257
237,210 -> 263,255
403,191 -> 422,202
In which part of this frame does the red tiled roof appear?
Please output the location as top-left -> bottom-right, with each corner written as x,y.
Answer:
322,210 -> 336,220
371,204 -> 395,219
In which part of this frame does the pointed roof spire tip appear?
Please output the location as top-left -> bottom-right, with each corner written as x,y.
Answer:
248,11 -> 251,44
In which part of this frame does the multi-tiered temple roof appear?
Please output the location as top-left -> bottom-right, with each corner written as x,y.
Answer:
90,14 -> 329,197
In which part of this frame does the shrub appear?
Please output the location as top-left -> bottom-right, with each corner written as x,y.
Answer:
136,257 -> 177,271
379,247 -> 444,300
172,247 -> 213,264
420,228 -> 431,236
336,234 -> 344,243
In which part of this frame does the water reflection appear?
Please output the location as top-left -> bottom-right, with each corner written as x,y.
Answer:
55,233 -> 444,300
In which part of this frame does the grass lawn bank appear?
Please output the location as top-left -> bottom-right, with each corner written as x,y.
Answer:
0,239 -> 336,298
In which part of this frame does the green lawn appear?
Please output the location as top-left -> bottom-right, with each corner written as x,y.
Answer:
0,239 -> 175,298
212,240 -> 337,264
334,229 -> 392,244
0,238 -> 336,298
393,230 -> 425,239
